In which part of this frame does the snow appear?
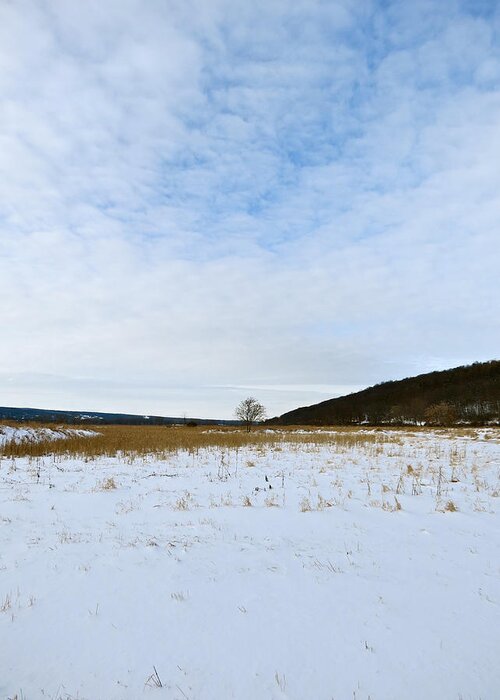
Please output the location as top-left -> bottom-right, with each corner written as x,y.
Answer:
0,425 -> 99,446
1,429 -> 499,699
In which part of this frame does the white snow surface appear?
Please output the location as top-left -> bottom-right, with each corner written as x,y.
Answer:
0,425 -> 99,446
1,429 -> 499,699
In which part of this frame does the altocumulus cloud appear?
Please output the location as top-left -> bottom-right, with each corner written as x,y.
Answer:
0,0 -> 499,418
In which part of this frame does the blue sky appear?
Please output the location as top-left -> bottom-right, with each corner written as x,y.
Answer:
0,0 -> 499,418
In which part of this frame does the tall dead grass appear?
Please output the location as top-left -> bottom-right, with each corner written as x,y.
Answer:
0,423 -> 405,460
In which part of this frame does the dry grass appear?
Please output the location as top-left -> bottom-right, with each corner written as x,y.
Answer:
382,497 -> 402,512
1,593 -> 12,613
300,497 -> 312,512
264,495 -> 279,507
317,494 -> 333,510
0,422 -> 418,460
173,493 -> 194,510
95,477 -> 117,491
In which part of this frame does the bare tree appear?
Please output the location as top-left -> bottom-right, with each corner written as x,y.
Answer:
235,397 -> 267,432
424,402 -> 458,427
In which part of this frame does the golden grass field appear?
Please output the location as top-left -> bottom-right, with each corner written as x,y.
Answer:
0,421 -> 491,460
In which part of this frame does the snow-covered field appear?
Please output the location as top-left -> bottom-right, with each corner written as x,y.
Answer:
1,428 -> 499,700
0,426 -> 98,447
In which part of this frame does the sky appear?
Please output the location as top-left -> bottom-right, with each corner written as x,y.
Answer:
0,0 -> 499,419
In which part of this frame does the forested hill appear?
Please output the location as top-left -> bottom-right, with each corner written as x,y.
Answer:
271,360 -> 500,426
0,406 -> 237,426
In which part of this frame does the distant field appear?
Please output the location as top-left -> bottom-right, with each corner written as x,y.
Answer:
1,424 -> 499,699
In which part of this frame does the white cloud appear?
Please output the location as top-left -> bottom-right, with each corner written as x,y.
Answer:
0,0 -> 499,418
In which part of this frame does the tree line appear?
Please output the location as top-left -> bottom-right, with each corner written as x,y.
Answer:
272,360 -> 500,426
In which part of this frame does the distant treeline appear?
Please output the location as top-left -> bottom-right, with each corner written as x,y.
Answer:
0,406 -> 238,427
271,360 -> 500,426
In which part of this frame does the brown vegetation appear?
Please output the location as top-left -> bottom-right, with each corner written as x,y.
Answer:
0,422 -> 417,460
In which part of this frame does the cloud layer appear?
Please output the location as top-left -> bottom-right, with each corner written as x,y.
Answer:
1,0 -> 499,417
